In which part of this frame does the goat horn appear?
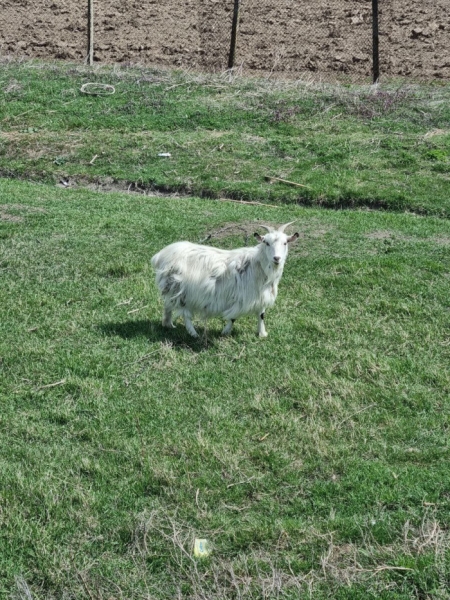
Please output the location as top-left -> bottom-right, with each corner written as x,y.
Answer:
258,224 -> 274,232
278,221 -> 297,233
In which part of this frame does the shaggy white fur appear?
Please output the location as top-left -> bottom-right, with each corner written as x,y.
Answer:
151,223 -> 299,338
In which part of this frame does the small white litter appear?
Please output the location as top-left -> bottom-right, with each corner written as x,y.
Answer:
193,538 -> 210,558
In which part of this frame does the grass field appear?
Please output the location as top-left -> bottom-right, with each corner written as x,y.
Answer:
1,60 -> 450,599
0,60 -> 449,214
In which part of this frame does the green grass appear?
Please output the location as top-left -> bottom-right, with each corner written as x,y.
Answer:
0,60 -> 449,215
1,177 -> 450,599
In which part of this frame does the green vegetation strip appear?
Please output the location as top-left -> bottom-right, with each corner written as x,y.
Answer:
0,60 -> 449,215
1,178 -> 450,598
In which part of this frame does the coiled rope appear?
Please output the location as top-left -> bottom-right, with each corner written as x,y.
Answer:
80,83 -> 115,96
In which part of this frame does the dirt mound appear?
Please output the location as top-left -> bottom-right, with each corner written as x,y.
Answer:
0,0 -> 448,80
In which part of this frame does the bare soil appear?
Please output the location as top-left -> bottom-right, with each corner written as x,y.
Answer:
0,0 -> 449,80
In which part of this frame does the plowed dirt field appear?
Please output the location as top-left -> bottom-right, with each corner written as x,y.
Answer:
0,0 -> 449,80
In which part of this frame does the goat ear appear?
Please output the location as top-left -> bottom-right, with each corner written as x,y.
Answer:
254,232 -> 264,243
287,232 -> 299,243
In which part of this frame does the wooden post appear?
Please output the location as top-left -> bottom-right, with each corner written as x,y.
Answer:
87,0 -> 94,65
228,0 -> 240,69
372,0 -> 379,83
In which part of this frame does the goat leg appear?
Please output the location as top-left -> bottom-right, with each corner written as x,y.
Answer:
258,312 -> 268,337
221,319 -> 236,336
162,307 -> 175,329
184,314 -> 199,338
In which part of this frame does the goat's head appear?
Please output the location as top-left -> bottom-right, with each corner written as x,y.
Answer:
254,222 -> 299,268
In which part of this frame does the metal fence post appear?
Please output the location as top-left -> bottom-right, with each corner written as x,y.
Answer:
87,0 -> 94,65
228,0 -> 240,69
372,0 -> 379,83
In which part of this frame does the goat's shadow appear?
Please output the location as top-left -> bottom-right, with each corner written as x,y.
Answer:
99,318 -> 225,351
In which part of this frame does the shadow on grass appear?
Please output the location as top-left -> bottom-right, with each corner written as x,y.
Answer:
99,319 -> 224,350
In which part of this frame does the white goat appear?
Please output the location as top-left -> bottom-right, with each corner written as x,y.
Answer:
151,222 -> 299,338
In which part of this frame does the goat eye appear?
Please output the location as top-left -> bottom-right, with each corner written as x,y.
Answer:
265,241 -> 269,246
